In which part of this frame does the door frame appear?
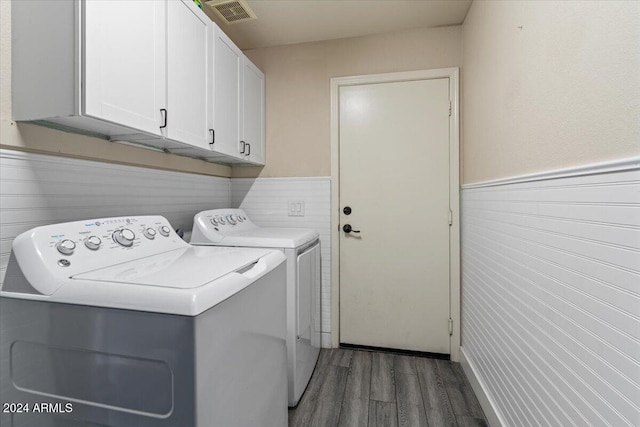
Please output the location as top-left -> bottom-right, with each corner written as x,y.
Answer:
330,68 -> 461,361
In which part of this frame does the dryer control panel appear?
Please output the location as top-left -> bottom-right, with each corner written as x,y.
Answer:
191,209 -> 257,242
8,216 -> 187,295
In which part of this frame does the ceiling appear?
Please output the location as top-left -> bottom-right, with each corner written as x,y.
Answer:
202,0 -> 473,50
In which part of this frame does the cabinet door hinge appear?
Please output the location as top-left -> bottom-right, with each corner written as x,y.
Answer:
448,318 -> 453,336
448,101 -> 452,117
448,209 -> 453,226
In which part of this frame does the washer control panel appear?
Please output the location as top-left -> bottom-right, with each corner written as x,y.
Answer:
10,216 -> 188,292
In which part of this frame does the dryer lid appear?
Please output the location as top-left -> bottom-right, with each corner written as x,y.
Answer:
213,228 -> 319,249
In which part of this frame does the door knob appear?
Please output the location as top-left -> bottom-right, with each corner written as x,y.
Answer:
343,224 -> 360,233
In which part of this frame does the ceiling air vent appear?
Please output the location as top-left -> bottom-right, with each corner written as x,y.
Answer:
205,0 -> 257,24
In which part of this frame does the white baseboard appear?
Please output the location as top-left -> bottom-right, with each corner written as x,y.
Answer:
460,346 -> 505,427
320,333 -> 332,348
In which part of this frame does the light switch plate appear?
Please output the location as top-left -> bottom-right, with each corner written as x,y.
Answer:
288,200 -> 305,217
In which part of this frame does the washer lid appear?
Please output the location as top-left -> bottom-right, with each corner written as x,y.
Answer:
3,246 -> 286,316
72,246 -> 273,288
1,215 -> 287,316
202,228 -> 319,249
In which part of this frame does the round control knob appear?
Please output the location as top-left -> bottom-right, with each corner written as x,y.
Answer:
84,236 -> 102,251
159,225 -> 171,237
210,217 -> 218,226
143,228 -> 157,240
237,216 -> 244,222
113,228 -> 135,247
227,215 -> 237,225
217,216 -> 226,225
56,239 -> 76,255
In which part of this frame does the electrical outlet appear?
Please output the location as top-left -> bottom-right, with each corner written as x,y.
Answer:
288,200 -> 305,217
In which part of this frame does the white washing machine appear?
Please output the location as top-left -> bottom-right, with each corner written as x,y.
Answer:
0,215 -> 288,427
190,208 -> 321,407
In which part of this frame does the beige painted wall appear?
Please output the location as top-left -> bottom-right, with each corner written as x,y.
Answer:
0,1 -> 230,177
462,0 -> 640,184
233,25 -> 463,177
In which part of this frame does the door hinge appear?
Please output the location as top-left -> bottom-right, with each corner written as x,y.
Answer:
448,209 -> 453,226
448,101 -> 452,117
448,318 -> 453,336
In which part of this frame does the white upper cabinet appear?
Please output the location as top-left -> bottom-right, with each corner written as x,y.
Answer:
12,0 -> 265,166
241,56 -> 266,165
84,0 -> 167,136
211,25 -> 243,158
209,27 -> 266,165
166,0 -> 213,150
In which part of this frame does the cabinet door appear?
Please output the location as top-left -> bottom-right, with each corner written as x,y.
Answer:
167,0 -> 212,149
242,56 -> 266,165
83,0 -> 166,136
212,26 -> 243,158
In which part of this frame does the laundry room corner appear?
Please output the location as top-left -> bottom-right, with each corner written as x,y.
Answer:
230,176 -> 333,347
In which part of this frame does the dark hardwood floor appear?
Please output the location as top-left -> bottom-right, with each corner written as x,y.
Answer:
289,348 -> 488,427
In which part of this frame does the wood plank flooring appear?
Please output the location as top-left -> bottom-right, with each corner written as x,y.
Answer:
289,348 -> 487,427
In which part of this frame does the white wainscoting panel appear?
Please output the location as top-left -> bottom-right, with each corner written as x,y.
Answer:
231,177 -> 332,346
0,149 -> 231,287
461,160 -> 640,427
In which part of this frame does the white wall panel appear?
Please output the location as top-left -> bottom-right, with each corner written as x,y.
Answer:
0,149 -> 230,287
461,160 -> 640,427
231,177 -> 332,345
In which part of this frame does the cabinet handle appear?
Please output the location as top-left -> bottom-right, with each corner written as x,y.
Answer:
160,109 -> 167,129
240,141 -> 246,154
246,143 -> 251,156
209,129 -> 215,145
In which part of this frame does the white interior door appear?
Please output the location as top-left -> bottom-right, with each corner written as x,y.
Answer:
339,78 -> 451,354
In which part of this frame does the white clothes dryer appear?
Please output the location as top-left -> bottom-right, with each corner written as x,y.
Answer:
0,216 -> 287,427
191,208 -> 321,407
